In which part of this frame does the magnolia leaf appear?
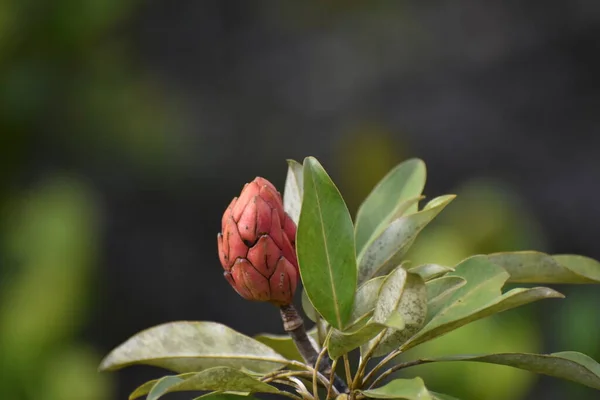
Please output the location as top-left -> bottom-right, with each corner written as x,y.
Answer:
426,276 -> 467,316
130,374 -> 194,400
430,392 -> 461,400
255,327 -> 319,362
297,157 -> 357,330
366,268 -> 427,356
488,251 -> 600,284
385,312 -> 406,330
327,319 -> 387,359
136,367 -> 280,400
283,159 -> 304,224
146,375 -> 187,400
301,288 -> 319,322
194,394 -> 260,400
357,195 -> 456,284
426,276 -> 467,302
350,276 -> 386,324
408,264 -> 455,281
361,377 -> 432,400
153,367 -> 280,399
424,351 -> 600,390
355,159 -> 426,254
99,321 -> 288,374
400,256 -> 563,352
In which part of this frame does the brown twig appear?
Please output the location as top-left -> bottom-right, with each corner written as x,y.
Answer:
280,304 -> 349,393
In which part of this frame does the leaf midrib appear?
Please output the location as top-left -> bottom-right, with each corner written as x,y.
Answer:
402,269 -> 507,348
310,168 -> 343,329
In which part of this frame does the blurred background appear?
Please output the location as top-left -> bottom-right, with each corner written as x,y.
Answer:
0,1 -> 599,399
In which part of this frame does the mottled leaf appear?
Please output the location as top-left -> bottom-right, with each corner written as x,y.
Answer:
297,157 -> 357,329
426,276 -> 467,316
147,367 -> 280,399
408,264 -> 454,281
425,351 -> 600,390
488,251 -> 600,284
357,195 -> 455,284
99,321 -> 288,374
350,276 -> 386,324
283,159 -> 304,224
361,377 -> 432,400
355,159 -> 426,254
400,256 -> 563,351
327,318 -> 386,359
366,268 -> 427,356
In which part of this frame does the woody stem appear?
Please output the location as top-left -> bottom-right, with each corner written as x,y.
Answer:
280,304 -> 349,394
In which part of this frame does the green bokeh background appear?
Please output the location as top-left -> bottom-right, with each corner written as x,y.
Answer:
0,1 -> 598,399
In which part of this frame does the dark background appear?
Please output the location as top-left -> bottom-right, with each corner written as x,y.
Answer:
0,1 -> 599,399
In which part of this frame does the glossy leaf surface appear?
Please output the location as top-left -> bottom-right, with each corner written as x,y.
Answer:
297,157 -> 357,329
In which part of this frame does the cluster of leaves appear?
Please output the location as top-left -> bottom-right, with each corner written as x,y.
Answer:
99,157 -> 600,400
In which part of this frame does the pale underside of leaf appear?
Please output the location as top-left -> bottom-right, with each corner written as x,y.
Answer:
193,394 -> 259,400
350,276 -> 386,324
367,269 -> 427,356
137,367 -> 280,400
423,351 -> 600,390
141,375 -> 187,400
327,320 -> 387,359
487,251 -> 600,284
283,159 -> 304,224
301,288 -> 319,322
400,256 -> 563,351
408,264 -> 455,281
354,158 -> 427,255
360,377 -> 432,400
357,195 -> 455,285
99,321 -> 289,374
426,276 -> 467,317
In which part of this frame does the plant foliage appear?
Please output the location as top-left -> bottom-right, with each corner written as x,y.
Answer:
100,157 -> 600,400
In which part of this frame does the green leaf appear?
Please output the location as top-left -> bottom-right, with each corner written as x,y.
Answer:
408,264 -> 455,281
400,256 -> 564,352
151,367 -> 280,399
326,319 -> 387,359
430,392 -> 461,400
355,159 -> 426,255
130,374 -> 195,400
361,377 -> 432,400
137,367 -> 279,400
254,327 -> 319,362
283,159 -> 304,224
357,195 -> 456,284
366,268 -> 427,356
147,375 -> 188,400
426,276 -> 467,316
426,276 -> 466,302
297,156 -> 358,330
194,394 -> 259,400
424,351 -> 600,390
349,276 -> 386,324
301,288 -> 319,322
487,251 -> 600,284
99,321 -> 289,374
